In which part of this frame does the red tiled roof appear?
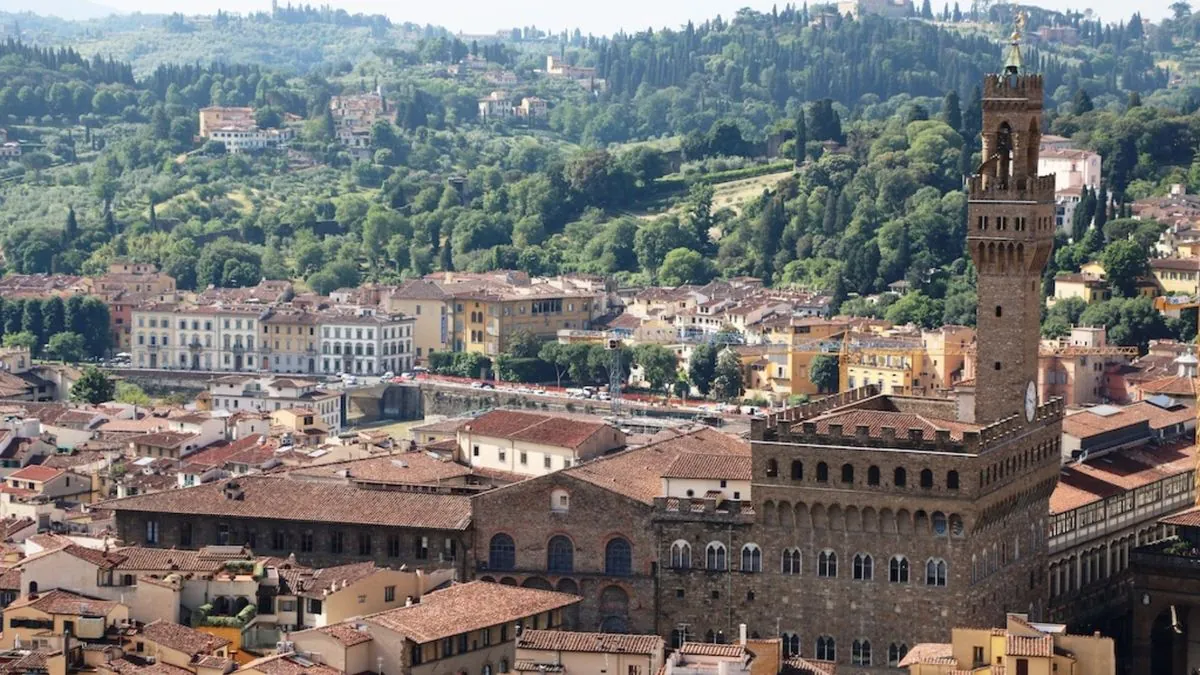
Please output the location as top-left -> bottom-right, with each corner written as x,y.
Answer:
463,410 -> 615,450
1062,401 -> 1195,439
1162,506 -> 1200,527
8,589 -> 118,616
1007,634 -> 1053,657
362,581 -> 579,644
1135,375 -> 1197,397
317,623 -> 373,646
288,452 -> 472,486
806,409 -> 979,442
662,453 -> 752,480
100,476 -> 471,530
897,642 -> 954,667
678,642 -> 746,658
1050,442 -> 1198,514
238,654 -> 342,674
141,620 -> 230,656
8,465 -> 64,482
516,630 -> 663,655
564,428 -> 749,505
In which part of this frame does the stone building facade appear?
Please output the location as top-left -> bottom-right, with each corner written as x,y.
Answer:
647,57 -> 1063,672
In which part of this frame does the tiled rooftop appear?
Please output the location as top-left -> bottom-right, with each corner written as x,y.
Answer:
516,629 -> 663,655
1050,442 -> 1197,514
462,410 -> 614,450
140,620 -> 230,656
100,476 -> 472,530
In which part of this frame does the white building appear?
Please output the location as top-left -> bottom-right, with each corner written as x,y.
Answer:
206,375 -> 343,432
318,309 -> 414,376
132,305 -> 265,372
660,453 -> 752,502
457,410 -> 625,477
1039,148 -> 1102,191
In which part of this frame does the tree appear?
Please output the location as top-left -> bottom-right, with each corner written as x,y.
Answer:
793,106 -> 808,163
659,248 -> 717,286
538,342 -> 572,387
634,344 -> 679,397
1100,241 -> 1149,298
688,343 -> 719,397
1171,0 -> 1191,19
1079,297 -> 1169,350
46,331 -> 86,363
713,349 -> 745,401
114,381 -> 151,406
42,296 -> 65,339
942,90 -> 962,133
70,367 -> 115,404
884,292 -> 945,329
1072,89 -> 1094,115
64,206 -> 79,243
506,330 -> 543,359
1,332 -> 36,350
21,301 -> 44,354
809,354 -> 839,394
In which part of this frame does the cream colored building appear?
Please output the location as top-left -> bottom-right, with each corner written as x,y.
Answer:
1038,148 -> 1101,191
901,613 -> 1114,675
286,581 -> 580,675
2,589 -> 129,651
385,280 -> 454,364
270,563 -> 454,632
1151,257 -> 1200,296
457,410 -> 625,477
515,630 -> 664,675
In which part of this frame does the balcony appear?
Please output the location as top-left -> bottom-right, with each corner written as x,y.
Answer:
188,341 -> 203,351
1132,539 -> 1200,573
147,343 -> 160,352
232,344 -> 246,355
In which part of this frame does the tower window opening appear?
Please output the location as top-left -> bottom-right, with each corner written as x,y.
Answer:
995,306 -> 1002,318
994,362 -> 1001,371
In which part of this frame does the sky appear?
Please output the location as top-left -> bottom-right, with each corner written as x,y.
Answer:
34,0 -> 1175,34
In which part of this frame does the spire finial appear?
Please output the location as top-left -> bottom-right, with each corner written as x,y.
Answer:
1004,10 -> 1027,74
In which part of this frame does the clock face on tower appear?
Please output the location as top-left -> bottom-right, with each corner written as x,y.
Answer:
1025,380 -> 1038,422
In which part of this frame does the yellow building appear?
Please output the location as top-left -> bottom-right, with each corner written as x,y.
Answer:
262,308 -> 321,374
2,589 -> 128,652
901,613 -> 1114,675
1151,257 -> 1200,296
385,280 -> 455,365
451,288 -> 596,356
1049,272 -> 1110,305
133,620 -> 233,670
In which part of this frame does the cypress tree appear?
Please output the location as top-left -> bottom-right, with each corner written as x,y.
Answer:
64,206 -> 78,243
942,90 -> 963,134
794,105 -> 808,164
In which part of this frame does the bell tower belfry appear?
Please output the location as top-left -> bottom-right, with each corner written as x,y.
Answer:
967,15 -> 1056,425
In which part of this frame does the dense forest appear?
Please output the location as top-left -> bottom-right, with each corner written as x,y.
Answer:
0,2 -> 1198,355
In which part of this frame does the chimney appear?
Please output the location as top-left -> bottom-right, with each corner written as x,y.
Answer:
739,623 -> 747,646
405,596 -> 414,607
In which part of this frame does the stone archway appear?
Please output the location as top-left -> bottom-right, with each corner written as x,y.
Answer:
556,579 -> 580,629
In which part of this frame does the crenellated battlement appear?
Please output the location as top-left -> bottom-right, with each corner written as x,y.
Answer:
967,174 -> 1056,203
653,496 -> 755,523
751,386 -> 880,440
983,72 -> 1043,101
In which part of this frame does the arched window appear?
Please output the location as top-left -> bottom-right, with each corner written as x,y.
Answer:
740,544 -> 762,572
841,463 -> 854,484
488,534 -> 515,571
889,555 -> 909,583
950,514 -> 965,538
888,643 -> 909,666
816,635 -> 836,661
605,538 -> 632,576
926,558 -> 948,586
791,460 -> 803,480
818,550 -> 837,578
867,465 -> 880,486
920,468 -> 934,488
704,630 -> 715,643
932,512 -> 948,537
670,540 -> 691,569
766,459 -> 778,477
946,470 -> 960,490
852,639 -> 872,666
547,536 -> 574,573
853,553 -> 873,580
816,462 -> 829,483
550,489 -> 570,512
781,548 -> 801,574
894,467 -> 907,487
706,542 -> 727,571
781,632 -> 801,657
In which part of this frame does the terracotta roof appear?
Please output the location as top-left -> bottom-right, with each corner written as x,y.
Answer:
1062,401 -> 1195,439
516,630 -> 664,655
806,409 -> 979,442
662,453 -> 752,480
8,589 -> 118,616
1050,442 -> 1198,514
1135,375 -> 1197,397
288,452 -> 472,486
317,623 -> 373,646
898,642 -> 954,667
462,410 -> 615,450
1007,634 -> 1053,657
513,661 -> 564,673
410,418 -> 470,436
7,465 -> 64,482
362,581 -> 579,644
0,568 -> 22,591
238,653 -> 342,674
1151,257 -> 1200,271
100,476 -> 471,530
140,620 -> 230,657
1161,506 -> 1200,527
98,658 -> 193,674
678,642 -> 746,658
113,546 -> 248,573
563,428 -> 749,505
781,656 -> 837,675
278,562 -> 383,598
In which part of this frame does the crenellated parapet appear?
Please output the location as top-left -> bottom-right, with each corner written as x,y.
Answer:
966,174 -> 1056,203
983,72 -> 1043,103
